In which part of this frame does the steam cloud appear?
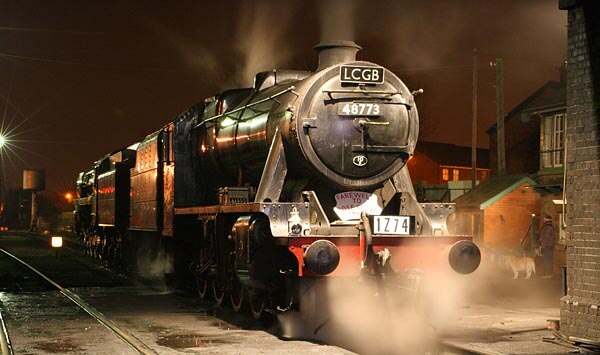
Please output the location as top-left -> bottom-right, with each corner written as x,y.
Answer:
233,1 -> 298,87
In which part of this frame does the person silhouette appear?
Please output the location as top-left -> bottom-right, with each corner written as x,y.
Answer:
539,214 -> 556,279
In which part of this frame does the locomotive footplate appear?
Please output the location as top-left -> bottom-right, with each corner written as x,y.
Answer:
175,192 -> 332,238
175,204 -> 264,215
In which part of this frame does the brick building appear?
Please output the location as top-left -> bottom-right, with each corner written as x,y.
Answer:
453,176 -> 539,249
558,0 -> 600,343
407,141 -> 490,202
487,78 -> 565,177
485,63 -> 567,277
408,141 -> 490,184
486,69 -> 566,198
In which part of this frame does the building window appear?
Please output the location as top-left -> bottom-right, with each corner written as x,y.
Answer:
442,168 -> 449,181
453,169 -> 460,181
541,113 -> 565,169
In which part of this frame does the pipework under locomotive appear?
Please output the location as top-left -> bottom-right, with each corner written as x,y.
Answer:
75,40 -> 481,319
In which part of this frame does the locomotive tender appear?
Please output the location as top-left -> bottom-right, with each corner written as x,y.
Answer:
74,41 -> 481,318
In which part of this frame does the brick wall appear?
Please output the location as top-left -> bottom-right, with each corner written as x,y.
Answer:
504,112 -> 542,175
559,0 -> 600,341
488,84 -> 562,176
489,112 -> 540,176
407,153 -> 439,184
483,183 -> 539,249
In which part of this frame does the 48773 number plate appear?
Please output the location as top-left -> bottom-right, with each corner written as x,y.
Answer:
338,102 -> 381,116
372,215 -> 411,235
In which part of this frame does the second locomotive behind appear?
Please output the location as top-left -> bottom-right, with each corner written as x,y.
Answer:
74,41 -> 481,319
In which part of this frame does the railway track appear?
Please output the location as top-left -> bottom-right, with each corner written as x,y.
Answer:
434,340 -> 501,355
0,248 -> 157,355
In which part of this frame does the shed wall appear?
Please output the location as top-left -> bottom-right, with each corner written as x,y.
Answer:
482,183 -> 540,250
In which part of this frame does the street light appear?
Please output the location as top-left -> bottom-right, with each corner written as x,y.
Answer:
51,236 -> 63,258
0,134 -> 4,229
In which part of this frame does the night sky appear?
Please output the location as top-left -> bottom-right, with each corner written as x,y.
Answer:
0,0 -> 566,193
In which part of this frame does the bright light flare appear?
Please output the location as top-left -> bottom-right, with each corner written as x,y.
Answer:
51,236 -> 63,248
64,192 -> 73,201
0,135 -> 5,148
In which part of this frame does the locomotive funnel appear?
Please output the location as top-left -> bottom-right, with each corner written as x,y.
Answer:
313,40 -> 361,71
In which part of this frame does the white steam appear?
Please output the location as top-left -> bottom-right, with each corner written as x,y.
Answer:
233,1 -> 298,87
278,268 -> 478,354
139,15 -> 219,74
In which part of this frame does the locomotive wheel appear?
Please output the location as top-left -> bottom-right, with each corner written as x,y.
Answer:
212,279 -> 226,306
230,279 -> 245,313
248,289 -> 266,320
196,277 -> 209,300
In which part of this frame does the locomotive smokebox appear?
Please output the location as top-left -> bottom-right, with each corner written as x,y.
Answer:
314,40 -> 362,71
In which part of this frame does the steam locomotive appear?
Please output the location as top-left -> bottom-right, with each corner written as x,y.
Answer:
74,41 -> 481,319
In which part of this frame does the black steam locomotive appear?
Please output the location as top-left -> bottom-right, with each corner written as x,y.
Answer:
74,41 -> 480,318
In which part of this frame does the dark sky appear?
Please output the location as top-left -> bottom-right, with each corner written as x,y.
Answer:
0,0 -> 566,193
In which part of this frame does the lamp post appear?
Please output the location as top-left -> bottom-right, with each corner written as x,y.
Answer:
0,134 -> 5,221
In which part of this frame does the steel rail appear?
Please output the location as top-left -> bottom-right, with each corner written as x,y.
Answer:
0,248 -> 157,355
437,339 -> 505,355
0,310 -> 14,355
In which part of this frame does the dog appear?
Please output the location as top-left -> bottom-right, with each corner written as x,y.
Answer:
486,248 -> 540,279
504,255 -> 536,279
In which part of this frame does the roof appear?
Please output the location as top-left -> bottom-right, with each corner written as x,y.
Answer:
415,141 -> 490,168
453,175 -> 538,210
487,80 -> 564,134
523,84 -> 566,113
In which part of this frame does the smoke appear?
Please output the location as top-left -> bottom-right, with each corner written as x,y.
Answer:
318,0 -> 357,42
233,1 -> 298,87
367,2 -> 470,70
322,272 -> 469,354
276,251 -> 562,355
138,16 -> 219,74
135,250 -> 173,291
275,269 -> 470,354
357,1 -> 566,148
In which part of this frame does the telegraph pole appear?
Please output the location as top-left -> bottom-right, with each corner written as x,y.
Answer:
495,57 -> 506,177
471,49 -> 478,189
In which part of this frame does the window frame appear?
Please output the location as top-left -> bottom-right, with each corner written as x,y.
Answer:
452,169 -> 460,181
540,112 -> 565,169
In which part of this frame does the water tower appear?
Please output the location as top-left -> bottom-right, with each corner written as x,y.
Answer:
23,169 -> 45,231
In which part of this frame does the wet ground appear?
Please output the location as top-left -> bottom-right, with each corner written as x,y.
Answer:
0,231 -> 573,354
0,232 -> 352,354
286,255 -> 570,355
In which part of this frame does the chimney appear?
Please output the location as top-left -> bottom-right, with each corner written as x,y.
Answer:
313,40 -> 362,71
559,62 -> 567,86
